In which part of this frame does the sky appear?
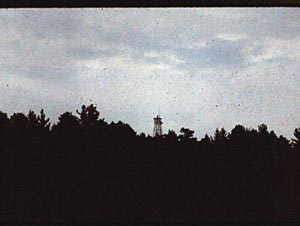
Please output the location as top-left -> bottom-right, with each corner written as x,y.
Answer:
0,8 -> 300,139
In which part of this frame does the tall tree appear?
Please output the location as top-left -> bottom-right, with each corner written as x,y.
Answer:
213,128 -> 228,146
0,111 -> 9,129
292,128 -> 300,149
258,124 -> 268,134
10,113 -> 28,129
54,112 -> 79,129
178,127 -> 195,142
37,109 -> 50,131
27,110 -> 38,127
0,111 -> 9,144
165,130 -> 178,142
76,104 -> 100,128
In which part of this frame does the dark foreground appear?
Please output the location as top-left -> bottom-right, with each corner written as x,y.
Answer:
1,105 -> 300,222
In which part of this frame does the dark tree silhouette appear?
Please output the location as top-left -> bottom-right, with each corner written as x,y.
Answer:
230,124 -> 246,138
212,128 -> 228,146
0,111 -> 9,145
258,123 -> 268,134
10,112 -> 28,128
38,109 -> 50,130
178,127 -> 195,141
0,105 -> 300,222
76,104 -> 99,128
0,111 -> 8,125
213,128 -> 228,143
54,111 -> 80,129
199,134 -> 212,147
292,128 -> 300,149
52,111 -> 80,142
27,110 -> 38,127
165,130 -> 178,143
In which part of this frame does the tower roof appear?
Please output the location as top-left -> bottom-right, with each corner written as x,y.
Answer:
154,115 -> 161,120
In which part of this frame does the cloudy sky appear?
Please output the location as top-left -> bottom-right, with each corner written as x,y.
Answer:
0,8 -> 300,139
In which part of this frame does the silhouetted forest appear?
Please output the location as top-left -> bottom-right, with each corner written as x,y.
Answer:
1,104 -> 300,222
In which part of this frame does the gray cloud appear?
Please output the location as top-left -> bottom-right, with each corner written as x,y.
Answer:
175,38 -> 249,72
1,8 -> 300,139
69,46 -> 118,60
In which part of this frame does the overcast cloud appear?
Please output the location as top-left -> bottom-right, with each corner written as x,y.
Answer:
0,8 -> 300,139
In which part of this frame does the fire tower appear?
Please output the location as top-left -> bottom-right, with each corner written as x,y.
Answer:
153,115 -> 163,137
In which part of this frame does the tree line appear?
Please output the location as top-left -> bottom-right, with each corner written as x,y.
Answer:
1,104 -> 300,222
